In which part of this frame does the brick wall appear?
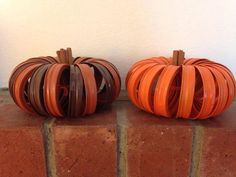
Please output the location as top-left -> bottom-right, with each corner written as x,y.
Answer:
0,91 -> 236,177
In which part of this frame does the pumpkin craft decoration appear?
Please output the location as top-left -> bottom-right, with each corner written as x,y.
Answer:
126,50 -> 236,119
9,48 -> 121,118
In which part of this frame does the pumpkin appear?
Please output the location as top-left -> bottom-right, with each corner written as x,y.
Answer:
9,48 -> 121,118
126,50 -> 236,119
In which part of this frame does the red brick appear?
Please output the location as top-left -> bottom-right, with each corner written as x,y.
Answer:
1,89 -> 236,177
199,103 -> 236,177
52,107 -> 117,177
119,102 -> 193,177
0,104 -> 47,177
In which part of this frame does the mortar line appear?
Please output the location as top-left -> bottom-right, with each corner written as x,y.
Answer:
190,125 -> 204,177
117,105 -> 128,177
42,118 -> 57,177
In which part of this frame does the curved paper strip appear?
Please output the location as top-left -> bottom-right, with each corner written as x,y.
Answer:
154,65 -> 180,117
177,65 -> 196,118
13,64 -> 42,113
138,65 -> 165,113
77,64 -> 97,115
127,63 -> 158,108
28,64 -> 50,116
44,64 -> 69,117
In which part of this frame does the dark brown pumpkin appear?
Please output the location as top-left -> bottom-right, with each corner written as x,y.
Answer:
9,48 -> 121,118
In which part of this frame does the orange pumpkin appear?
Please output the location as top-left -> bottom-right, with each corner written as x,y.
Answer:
9,48 -> 121,118
126,50 -> 236,119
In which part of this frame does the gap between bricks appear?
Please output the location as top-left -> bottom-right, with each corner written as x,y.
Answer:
41,113 -> 204,177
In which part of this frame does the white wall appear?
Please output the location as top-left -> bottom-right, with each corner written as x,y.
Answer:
0,0 -> 236,88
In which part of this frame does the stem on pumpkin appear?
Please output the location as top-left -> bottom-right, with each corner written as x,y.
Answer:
172,50 -> 185,66
56,48 -> 74,64
66,48 -> 73,64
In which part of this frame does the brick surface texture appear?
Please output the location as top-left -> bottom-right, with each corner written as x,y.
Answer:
0,90 -> 236,177
53,108 -> 117,177
0,105 -> 47,177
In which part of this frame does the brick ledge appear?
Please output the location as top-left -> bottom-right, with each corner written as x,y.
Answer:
0,90 -> 236,177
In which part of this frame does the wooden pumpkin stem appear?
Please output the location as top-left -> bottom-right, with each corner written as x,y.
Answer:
56,48 -> 74,64
172,50 -> 185,65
